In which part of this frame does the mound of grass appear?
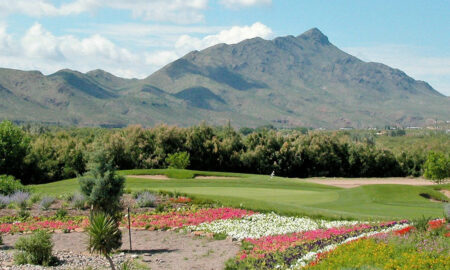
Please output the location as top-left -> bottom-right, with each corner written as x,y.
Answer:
119,168 -> 246,179
32,169 -> 446,220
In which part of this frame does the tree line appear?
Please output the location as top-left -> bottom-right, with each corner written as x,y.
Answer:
0,120 -> 447,184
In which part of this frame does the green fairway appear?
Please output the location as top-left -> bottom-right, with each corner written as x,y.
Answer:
32,169 -> 447,220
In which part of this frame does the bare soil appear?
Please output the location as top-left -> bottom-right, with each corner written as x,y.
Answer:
305,177 -> 438,188
127,175 -> 170,180
1,230 -> 239,270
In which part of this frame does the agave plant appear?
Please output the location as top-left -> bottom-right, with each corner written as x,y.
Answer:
86,212 -> 122,270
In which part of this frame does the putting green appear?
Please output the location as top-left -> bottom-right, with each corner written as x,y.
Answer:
32,169 -> 447,220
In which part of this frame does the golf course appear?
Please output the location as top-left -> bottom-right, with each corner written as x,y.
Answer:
32,169 -> 449,220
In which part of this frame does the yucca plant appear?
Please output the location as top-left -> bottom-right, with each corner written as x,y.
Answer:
86,212 -> 122,270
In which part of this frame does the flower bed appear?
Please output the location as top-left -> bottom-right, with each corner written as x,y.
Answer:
0,217 -> 88,234
126,207 -> 255,230
304,237 -> 449,270
187,212 -> 363,240
225,220 -> 410,269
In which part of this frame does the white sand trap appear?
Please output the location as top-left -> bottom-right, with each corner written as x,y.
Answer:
195,176 -> 240,180
127,175 -> 170,180
305,177 -> 440,188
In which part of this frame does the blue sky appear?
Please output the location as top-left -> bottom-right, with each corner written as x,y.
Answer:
0,0 -> 449,95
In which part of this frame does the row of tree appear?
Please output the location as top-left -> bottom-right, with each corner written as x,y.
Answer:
0,121 -> 447,184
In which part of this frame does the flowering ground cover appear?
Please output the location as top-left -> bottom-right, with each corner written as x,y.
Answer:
224,220 -> 410,269
0,207 -> 254,234
305,219 -> 450,270
126,207 -> 254,230
186,212 -> 362,240
0,217 -> 88,234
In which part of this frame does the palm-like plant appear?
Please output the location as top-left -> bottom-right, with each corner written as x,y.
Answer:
87,212 -> 122,270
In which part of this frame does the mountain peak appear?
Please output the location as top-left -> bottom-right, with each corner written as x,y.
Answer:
298,28 -> 330,45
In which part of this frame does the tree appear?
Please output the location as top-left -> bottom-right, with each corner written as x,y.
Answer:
423,152 -> 450,183
78,149 -> 125,217
0,120 -> 30,180
86,212 -> 122,270
165,151 -> 190,169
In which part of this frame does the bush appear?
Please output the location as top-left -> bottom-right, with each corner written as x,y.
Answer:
39,196 -> 55,210
424,152 -> 450,183
87,212 -> 122,270
0,120 -> 30,180
444,203 -> 450,220
0,194 -> 10,209
55,208 -> 68,219
0,175 -> 27,195
136,191 -> 157,208
14,230 -> 55,266
165,152 -> 190,169
79,150 -> 124,217
29,193 -> 42,204
71,192 -> 86,209
10,191 -> 30,209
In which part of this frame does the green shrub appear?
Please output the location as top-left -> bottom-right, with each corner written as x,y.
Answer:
14,230 -> 55,266
87,212 -> 122,270
39,196 -> 55,210
165,152 -> 190,169
424,152 -> 450,183
55,208 -> 68,219
17,208 -> 30,220
79,150 -> 124,217
71,192 -> 86,209
135,191 -> 157,208
0,120 -> 30,181
29,193 -> 42,204
0,175 -> 28,195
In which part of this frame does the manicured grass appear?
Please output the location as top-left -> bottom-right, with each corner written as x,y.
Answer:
32,169 -> 447,220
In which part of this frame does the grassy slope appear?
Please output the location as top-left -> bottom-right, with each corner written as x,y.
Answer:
32,169 -> 447,220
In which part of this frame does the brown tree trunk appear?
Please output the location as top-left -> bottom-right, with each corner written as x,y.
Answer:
105,254 -> 116,270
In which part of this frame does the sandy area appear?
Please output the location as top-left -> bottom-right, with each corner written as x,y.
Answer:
304,177 -> 440,188
194,176 -> 240,180
127,175 -> 170,180
1,230 -> 239,270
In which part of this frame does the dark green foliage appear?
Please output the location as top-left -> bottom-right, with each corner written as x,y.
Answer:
14,230 -> 55,266
424,151 -> 450,183
2,122 -> 449,184
0,175 -> 28,195
87,212 -> 122,270
0,120 -> 30,180
55,208 -> 68,219
165,152 -> 190,169
79,150 -> 124,216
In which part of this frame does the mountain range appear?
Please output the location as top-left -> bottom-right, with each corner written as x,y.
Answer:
0,28 -> 448,128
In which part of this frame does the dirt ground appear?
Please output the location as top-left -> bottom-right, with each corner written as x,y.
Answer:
1,230 -> 240,270
304,177 -> 440,188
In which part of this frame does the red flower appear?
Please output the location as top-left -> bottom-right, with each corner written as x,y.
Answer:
394,226 -> 414,235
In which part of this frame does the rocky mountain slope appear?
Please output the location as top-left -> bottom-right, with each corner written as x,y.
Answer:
0,28 -> 448,128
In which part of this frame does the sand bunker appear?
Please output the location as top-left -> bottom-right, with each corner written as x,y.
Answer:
305,178 -> 438,188
127,175 -> 170,180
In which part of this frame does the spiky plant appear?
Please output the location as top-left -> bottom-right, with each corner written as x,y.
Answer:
86,212 -> 122,270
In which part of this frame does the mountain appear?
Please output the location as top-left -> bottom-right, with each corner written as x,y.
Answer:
0,28 -> 448,128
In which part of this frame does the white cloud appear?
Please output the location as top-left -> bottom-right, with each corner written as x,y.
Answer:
0,0 -> 208,24
175,22 -> 273,52
0,22 -> 274,80
145,51 -> 179,66
220,0 -> 271,9
345,44 -> 450,96
0,24 -> 14,52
